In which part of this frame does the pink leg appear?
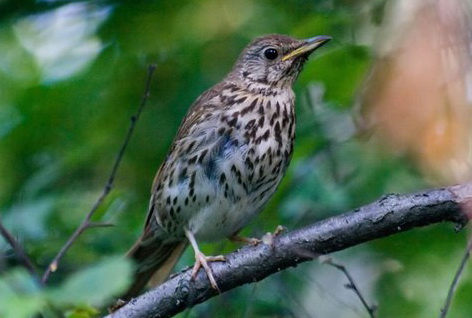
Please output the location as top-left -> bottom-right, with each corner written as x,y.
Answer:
185,229 -> 225,290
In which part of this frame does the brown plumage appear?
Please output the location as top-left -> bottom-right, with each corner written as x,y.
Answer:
122,34 -> 330,299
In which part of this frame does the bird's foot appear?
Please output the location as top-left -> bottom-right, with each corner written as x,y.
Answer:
108,299 -> 127,313
191,251 -> 225,290
261,225 -> 286,245
185,227 -> 225,290
229,234 -> 262,246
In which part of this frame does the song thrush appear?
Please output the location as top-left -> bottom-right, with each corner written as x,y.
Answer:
122,34 -> 330,299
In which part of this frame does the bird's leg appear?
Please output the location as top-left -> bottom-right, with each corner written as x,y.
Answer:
184,228 -> 225,290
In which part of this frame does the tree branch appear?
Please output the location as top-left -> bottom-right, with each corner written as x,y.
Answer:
322,257 -> 377,318
41,64 -> 157,284
107,183 -> 471,318
439,233 -> 472,318
0,216 -> 40,283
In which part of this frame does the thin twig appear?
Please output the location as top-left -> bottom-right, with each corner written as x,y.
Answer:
0,216 -> 41,284
87,222 -> 115,229
322,256 -> 377,318
439,235 -> 472,318
41,64 -> 157,284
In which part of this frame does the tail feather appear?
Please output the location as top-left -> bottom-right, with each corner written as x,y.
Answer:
120,228 -> 187,300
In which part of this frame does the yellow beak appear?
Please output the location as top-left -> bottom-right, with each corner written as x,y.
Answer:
281,35 -> 331,61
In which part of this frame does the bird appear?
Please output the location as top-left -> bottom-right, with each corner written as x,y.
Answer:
122,34 -> 331,300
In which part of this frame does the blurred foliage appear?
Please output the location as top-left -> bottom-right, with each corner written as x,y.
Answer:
0,0 -> 471,317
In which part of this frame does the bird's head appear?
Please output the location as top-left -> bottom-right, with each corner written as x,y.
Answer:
230,34 -> 331,88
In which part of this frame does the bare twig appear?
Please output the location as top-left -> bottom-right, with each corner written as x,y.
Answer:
322,256 -> 377,318
439,236 -> 472,318
87,222 -> 115,229
41,64 -> 157,284
0,216 -> 41,284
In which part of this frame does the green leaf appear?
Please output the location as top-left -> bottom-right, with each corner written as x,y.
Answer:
0,269 -> 45,318
49,256 -> 133,308
64,306 -> 99,318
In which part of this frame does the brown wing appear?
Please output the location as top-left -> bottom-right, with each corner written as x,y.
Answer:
143,82 -> 225,229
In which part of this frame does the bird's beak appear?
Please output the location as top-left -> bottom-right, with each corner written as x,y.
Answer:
281,35 -> 332,61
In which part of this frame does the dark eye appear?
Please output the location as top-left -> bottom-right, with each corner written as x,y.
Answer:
263,48 -> 278,60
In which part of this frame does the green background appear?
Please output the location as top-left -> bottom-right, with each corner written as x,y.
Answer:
0,1 -> 470,317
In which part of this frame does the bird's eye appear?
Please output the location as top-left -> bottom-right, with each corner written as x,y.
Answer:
263,48 -> 278,60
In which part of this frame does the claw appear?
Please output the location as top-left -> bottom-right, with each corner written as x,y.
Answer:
185,228 -> 225,291
229,235 -> 262,245
262,225 -> 286,245
191,251 -> 225,290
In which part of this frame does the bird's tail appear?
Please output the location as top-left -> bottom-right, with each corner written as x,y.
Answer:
120,227 -> 187,300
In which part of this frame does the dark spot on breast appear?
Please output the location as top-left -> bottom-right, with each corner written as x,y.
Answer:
188,155 -> 197,165
245,157 -> 254,170
189,172 -> 196,188
288,121 -> 294,136
226,116 -> 237,127
258,105 -> 264,115
235,96 -> 247,104
258,116 -> 265,128
178,167 -> 188,183
219,173 -> 226,185
274,121 -> 282,145
188,140 -> 196,153
245,119 -> 256,130
241,98 -> 258,116
198,149 -> 208,164
256,129 -> 270,144
259,187 -> 272,200
262,129 -> 270,140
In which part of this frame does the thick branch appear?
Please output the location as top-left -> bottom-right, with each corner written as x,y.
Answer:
107,183 -> 471,318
